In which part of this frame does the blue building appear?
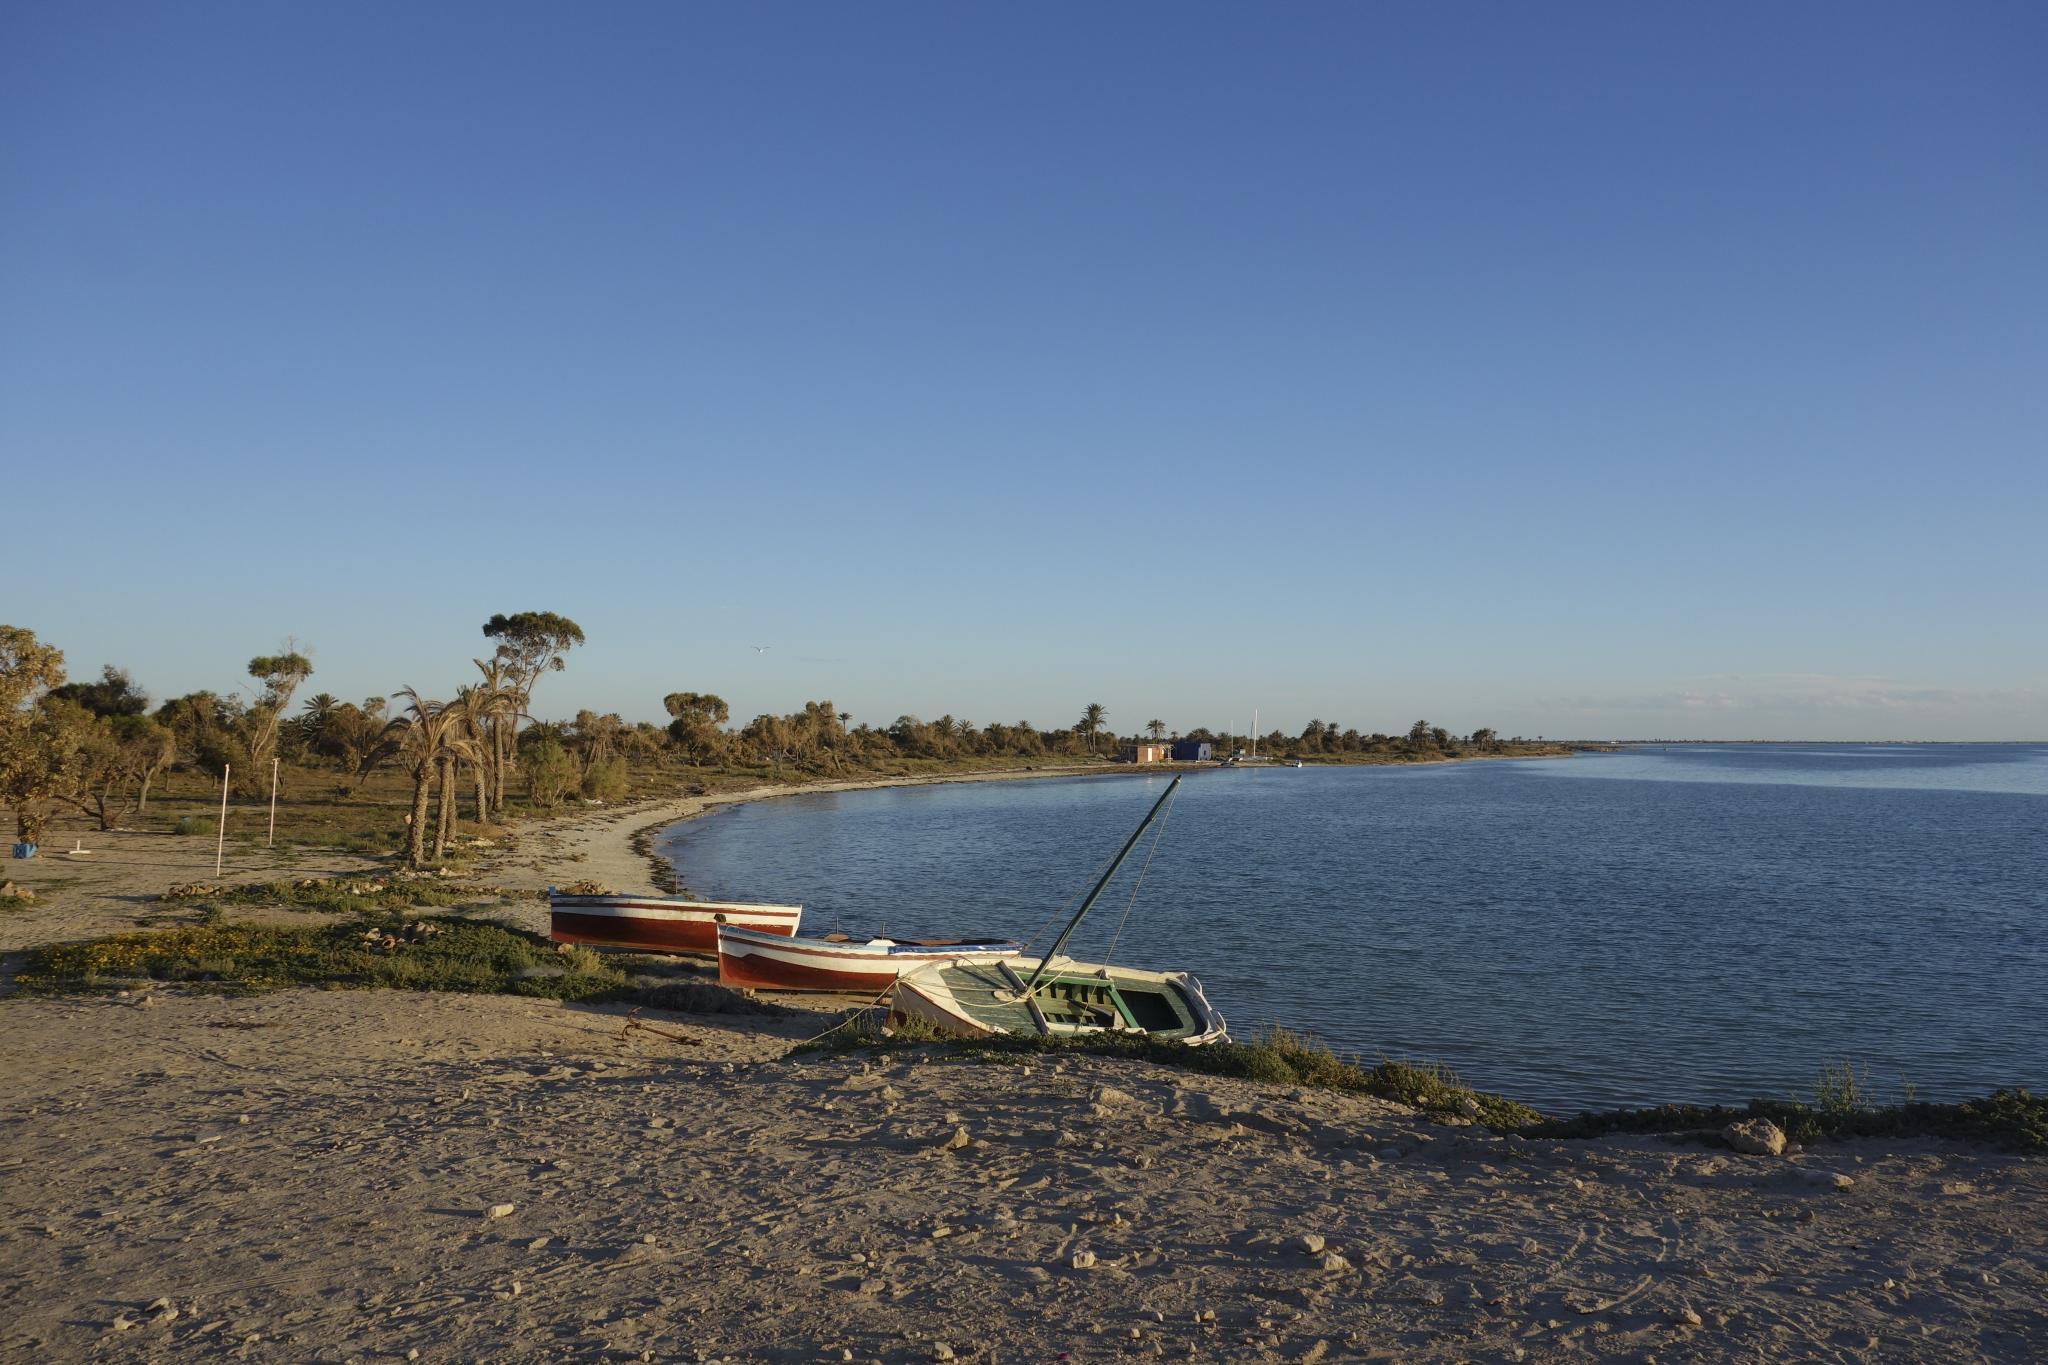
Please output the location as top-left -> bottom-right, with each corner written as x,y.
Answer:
1170,740 -> 1213,762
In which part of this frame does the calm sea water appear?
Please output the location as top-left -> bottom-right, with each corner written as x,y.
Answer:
658,746 -> 2048,1112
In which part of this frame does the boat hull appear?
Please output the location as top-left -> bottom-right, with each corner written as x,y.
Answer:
716,924 -> 1020,994
890,955 -> 1227,1045
548,893 -> 802,956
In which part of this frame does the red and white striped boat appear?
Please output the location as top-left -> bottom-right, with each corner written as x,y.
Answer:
549,889 -> 802,957
715,923 -> 1022,994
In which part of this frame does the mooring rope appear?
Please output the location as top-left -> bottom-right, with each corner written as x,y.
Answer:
790,985 -> 899,1048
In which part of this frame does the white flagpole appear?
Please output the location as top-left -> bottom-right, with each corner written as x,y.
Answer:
268,757 -> 279,847
216,764 -> 230,877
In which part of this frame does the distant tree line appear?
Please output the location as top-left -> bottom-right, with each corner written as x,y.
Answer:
5,617 -> 1547,868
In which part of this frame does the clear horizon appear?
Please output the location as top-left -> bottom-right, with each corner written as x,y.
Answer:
5,4 -> 2043,742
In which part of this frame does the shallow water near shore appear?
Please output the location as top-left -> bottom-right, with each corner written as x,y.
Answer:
659,745 -> 2048,1112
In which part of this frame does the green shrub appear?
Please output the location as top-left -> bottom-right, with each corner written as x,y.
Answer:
521,740 -> 575,809
1813,1059 -> 1873,1119
581,755 -> 628,802
173,816 -> 216,836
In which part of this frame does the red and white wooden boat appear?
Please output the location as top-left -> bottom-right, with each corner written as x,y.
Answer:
715,923 -> 1021,994
549,889 -> 802,956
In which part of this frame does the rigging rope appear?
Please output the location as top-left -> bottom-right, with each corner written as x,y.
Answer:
1019,873 -> 1090,953
1101,783 -> 1177,967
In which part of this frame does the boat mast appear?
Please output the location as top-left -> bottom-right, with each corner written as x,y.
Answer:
1019,776 -> 1182,996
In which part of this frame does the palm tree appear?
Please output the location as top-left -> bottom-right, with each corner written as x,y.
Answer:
326,700 -> 399,796
450,684 -> 509,840
1079,702 -> 1108,750
291,692 -> 341,755
1146,718 -> 1166,742
469,657 -> 523,820
391,688 -> 479,867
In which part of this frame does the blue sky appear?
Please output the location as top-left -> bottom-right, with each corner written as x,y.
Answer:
4,3 -> 2043,739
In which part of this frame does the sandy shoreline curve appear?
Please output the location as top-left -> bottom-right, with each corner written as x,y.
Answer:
505,763 -> 1171,903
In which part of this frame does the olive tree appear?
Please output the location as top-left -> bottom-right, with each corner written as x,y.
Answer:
1,626 -> 70,843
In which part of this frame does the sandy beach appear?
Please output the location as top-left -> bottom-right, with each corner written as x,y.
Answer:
2,783 -> 2043,1361
4,984 -> 2044,1362
0,767 -> 1135,953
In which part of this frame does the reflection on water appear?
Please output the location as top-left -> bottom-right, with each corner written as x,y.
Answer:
661,746 -> 2048,1111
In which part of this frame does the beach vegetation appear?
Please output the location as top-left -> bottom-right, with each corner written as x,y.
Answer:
520,738 -> 576,810
391,688 -> 483,866
162,874 -> 537,915
1813,1059 -> 1874,1118
16,918 -> 615,999
2,637 -> 176,839
478,611 -> 583,812
9,623 -> 1568,871
1525,1088 -> 2047,1151
49,665 -> 150,718
580,754 -> 629,802
1,625 -> 73,842
239,646 -> 314,789
798,1024 -> 2046,1150
467,655 -> 523,822
306,697 -> 399,795
796,1020 -> 1545,1131
52,710 -> 177,829
154,689 -> 250,776
10,916 -> 791,1019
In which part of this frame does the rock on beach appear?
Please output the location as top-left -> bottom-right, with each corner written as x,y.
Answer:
1723,1118 -> 1787,1156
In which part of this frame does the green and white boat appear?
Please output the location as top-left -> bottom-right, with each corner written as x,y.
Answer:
888,777 -> 1228,1046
